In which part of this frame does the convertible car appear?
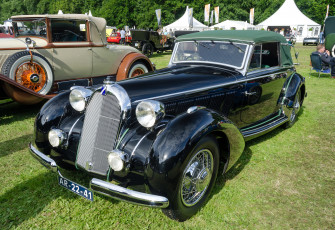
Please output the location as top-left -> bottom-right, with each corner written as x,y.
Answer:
29,30 -> 306,221
0,14 -> 153,104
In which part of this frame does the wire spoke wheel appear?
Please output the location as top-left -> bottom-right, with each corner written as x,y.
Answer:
180,149 -> 214,206
15,62 -> 47,92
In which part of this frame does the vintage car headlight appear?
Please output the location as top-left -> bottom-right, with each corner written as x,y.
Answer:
69,87 -> 93,112
108,150 -> 127,171
136,100 -> 165,128
48,129 -> 66,147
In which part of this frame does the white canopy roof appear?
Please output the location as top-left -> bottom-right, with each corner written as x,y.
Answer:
258,0 -> 319,26
163,7 -> 208,31
211,20 -> 255,30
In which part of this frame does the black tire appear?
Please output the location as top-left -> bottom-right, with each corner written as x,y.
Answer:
127,61 -> 149,78
162,135 -> 220,221
1,51 -> 53,94
142,43 -> 153,57
284,89 -> 302,128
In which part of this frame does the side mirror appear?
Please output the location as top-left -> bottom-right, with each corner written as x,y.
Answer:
295,52 -> 299,60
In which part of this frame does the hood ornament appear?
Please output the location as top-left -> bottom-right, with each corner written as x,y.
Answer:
102,76 -> 115,95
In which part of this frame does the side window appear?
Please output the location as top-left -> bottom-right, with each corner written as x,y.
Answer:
249,43 -> 279,70
249,45 -> 261,69
51,20 -> 87,42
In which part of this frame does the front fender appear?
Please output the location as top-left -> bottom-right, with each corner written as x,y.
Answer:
0,73 -> 53,104
283,73 -> 306,108
145,108 -> 245,197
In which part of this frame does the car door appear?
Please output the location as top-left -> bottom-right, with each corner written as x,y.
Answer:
240,43 -> 288,126
50,19 -> 92,81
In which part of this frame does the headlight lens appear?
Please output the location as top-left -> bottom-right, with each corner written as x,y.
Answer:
48,129 -> 66,147
69,88 -> 92,112
136,100 -> 165,128
108,150 -> 125,171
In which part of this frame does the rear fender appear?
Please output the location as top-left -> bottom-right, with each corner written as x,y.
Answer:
145,108 -> 245,196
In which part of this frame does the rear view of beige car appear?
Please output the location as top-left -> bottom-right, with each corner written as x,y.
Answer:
0,14 -> 153,104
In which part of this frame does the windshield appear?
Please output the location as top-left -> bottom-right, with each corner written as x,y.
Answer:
13,19 -> 47,38
172,41 -> 248,68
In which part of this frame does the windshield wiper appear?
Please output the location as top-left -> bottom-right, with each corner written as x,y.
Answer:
229,41 -> 245,53
193,40 -> 210,49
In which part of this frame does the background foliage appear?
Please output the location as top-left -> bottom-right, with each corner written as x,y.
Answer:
0,0 -> 334,29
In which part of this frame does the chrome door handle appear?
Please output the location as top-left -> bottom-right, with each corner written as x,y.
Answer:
244,91 -> 257,96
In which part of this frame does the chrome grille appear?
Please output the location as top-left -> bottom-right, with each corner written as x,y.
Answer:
76,93 -> 121,175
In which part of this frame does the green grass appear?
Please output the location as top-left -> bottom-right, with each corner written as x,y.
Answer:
0,44 -> 334,229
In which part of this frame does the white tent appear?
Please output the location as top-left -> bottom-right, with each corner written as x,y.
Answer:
211,20 -> 255,30
163,7 -> 208,31
258,0 -> 320,42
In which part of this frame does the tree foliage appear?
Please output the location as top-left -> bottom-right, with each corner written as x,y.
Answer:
0,0 -> 334,29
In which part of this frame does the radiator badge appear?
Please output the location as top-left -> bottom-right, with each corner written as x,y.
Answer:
101,86 -> 107,96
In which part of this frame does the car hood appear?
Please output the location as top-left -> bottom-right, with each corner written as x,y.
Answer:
117,65 -> 241,104
0,37 -> 48,49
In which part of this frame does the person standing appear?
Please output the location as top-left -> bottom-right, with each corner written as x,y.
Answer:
120,28 -> 126,45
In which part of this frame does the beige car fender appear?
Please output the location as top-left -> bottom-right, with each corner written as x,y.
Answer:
116,52 -> 154,81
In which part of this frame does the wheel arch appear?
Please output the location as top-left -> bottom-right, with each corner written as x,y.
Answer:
146,108 -> 245,197
116,52 -> 154,81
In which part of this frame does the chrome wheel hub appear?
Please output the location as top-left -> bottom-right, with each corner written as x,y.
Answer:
181,149 -> 213,206
30,74 -> 40,83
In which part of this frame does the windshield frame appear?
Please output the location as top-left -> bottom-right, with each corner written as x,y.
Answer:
170,40 -> 250,69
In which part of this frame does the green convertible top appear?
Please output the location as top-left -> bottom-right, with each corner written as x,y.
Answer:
176,30 -> 288,43
176,30 -> 293,67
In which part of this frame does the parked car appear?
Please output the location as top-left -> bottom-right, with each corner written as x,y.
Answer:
324,16 -> 335,56
130,30 -> 174,56
303,37 -> 318,46
107,32 -> 132,44
0,14 -> 154,104
30,30 -> 306,221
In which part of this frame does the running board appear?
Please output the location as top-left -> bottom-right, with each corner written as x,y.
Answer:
241,115 -> 288,141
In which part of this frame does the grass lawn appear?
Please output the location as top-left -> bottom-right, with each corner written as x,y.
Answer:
0,44 -> 334,229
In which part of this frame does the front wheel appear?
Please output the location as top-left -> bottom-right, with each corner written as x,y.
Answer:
162,135 -> 220,221
1,51 -> 53,94
127,61 -> 149,78
142,43 -> 153,57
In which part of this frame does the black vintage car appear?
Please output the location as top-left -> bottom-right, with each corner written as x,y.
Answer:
29,30 -> 306,221
130,30 -> 174,56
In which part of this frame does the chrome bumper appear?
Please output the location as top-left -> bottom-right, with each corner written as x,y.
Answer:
29,143 -> 169,208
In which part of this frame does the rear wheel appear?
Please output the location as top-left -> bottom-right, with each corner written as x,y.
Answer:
162,135 -> 220,221
1,51 -> 53,94
127,61 -> 149,78
142,43 -> 153,57
284,89 -> 302,128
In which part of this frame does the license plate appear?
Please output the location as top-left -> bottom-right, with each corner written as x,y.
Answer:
58,175 -> 94,201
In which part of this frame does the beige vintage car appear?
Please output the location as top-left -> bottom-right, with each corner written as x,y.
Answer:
0,14 -> 154,104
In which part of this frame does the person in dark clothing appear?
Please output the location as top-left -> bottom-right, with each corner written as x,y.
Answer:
314,44 -> 335,77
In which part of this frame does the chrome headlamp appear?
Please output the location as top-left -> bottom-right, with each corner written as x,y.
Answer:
136,100 -> 165,128
69,87 -> 93,112
48,129 -> 67,147
108,149 -> 128,171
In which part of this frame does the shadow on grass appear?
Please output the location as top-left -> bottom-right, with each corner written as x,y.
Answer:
0,169 -> 120,229
0,134 -> 32,158
150,51 -> 172,59
0,101 -> 44,126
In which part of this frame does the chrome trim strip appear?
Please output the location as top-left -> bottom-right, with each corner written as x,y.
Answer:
133,70 -> 288,104
90,178 -> 169,208
29,142 -> 169,208
65,115 -> 83,148
242,117 -> 288,137
131,132 -> 151,157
